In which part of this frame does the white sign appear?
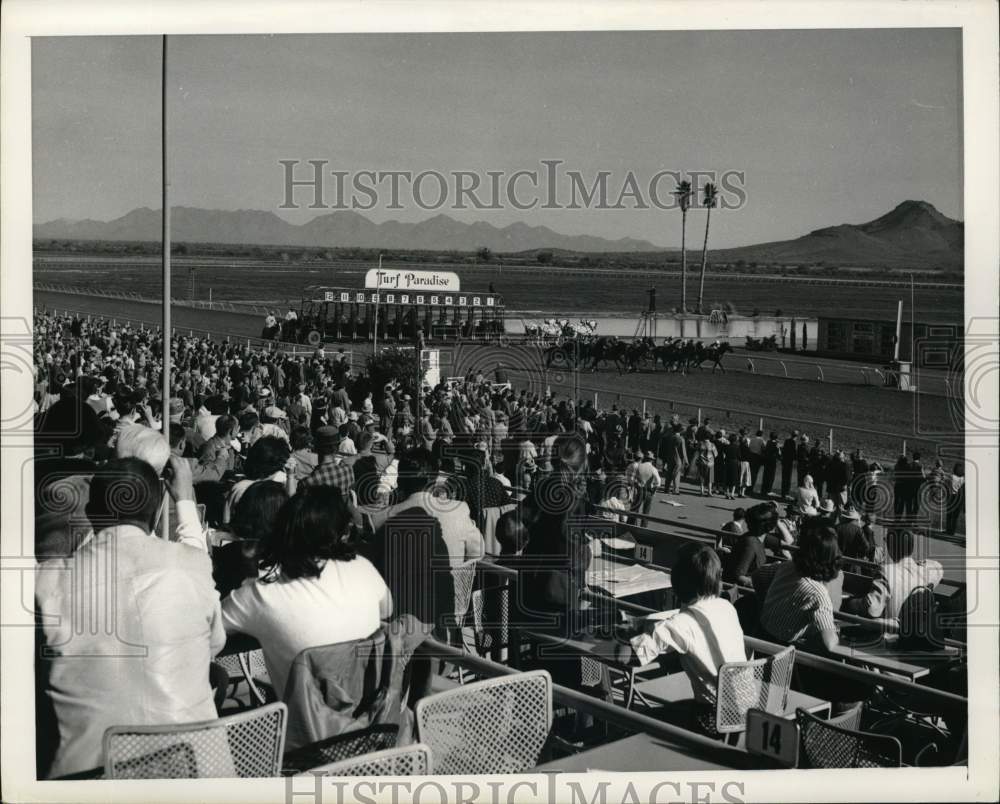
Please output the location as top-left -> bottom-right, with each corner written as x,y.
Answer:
745,709 -> 799,768
365,268 -> 460,292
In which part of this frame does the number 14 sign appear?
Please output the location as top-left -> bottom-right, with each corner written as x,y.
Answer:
745,708 -> 799,768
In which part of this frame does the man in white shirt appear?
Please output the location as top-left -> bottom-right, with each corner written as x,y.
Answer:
373,449 -> 484,567
843,528 -> 944,620
35,458 -> 223,778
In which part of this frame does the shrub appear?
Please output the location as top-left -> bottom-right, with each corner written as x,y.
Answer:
367,346 -> 426,397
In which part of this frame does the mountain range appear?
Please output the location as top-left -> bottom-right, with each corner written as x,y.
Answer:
34,199 -> 963,268
33,207 -> 658,253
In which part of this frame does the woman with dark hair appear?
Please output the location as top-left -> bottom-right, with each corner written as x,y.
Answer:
759,518 -> 842,653
722,502 -> 776,586
212,481 -> 288,598
222,486 -> 391,699
224,435 -> 291,523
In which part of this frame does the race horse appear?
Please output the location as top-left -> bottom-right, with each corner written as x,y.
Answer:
690,341 -> 733,373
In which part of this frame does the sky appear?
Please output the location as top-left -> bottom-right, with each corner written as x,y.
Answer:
32,29 -> 963,248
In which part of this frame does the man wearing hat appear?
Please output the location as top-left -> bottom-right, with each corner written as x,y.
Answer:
299,425 -> 355,496
835,506 -> 871,564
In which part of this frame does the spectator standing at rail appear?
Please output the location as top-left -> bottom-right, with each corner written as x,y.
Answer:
892,454 -> 911,519
663,423 -> 688,495
747,429 -> 766,493
907,451 -> 927,518
781,430 -> 798,498
720,432 -> 740,500
828,449 -> 851,507
694,437 -> 717,497
761,431 -> 781,498
796,434 -> 811,489
738,429 -> 753,498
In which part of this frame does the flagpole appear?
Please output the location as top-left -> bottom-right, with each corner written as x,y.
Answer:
161,34 -> 171,538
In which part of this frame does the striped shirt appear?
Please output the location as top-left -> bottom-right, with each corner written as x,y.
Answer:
759,561 -> 837,645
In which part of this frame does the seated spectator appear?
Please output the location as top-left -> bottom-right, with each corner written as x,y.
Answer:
862,513 -> 886,564
507,435 -> 594,634
721,503 -> 775,586
33,397 -> 110,560
759,518 -> 842,653
35,458 -> 225,779
374,448 -> 484,567
298,425 -> 355,496
795,474 -> 820,510
836,506 -> 872,563
222,486 -> 391,701
720,507 -> 748,550
197,414 -> 239,474
213,480 -> 287,598
224,435 -> 291,523
623,543 -> 746,730
288,425 -> 318,481
598,474 -> 631,523
115,425 -> 209,549
842,528 -> 944,621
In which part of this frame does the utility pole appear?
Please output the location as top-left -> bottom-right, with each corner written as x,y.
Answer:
160,34 -> 171,538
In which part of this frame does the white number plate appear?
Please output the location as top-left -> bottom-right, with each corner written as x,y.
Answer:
746,708 -> 799,767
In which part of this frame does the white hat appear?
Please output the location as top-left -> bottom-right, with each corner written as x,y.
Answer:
819,499 -> 836,514
264,405 -> 287,419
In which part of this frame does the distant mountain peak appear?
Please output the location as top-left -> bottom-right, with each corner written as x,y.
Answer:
709,199 -> 962,271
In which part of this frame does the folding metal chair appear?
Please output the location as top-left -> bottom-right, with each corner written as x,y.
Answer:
103,702 -> 287,779
796,707 -> 903,768
306,743 -> 432,776
711,645 -> 796,738
415,669 -> 552,774
281,725 -> 399,774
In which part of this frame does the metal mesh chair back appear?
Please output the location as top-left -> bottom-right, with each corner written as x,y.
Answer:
308,743 -> 432,777
714,646 -> 795,734
796,708 -> 903,768
451,560 -> 477,624
282,725 -> 399,774
470,583 -> 510,657
415,670 -> 552,774
103,702 -> 287,779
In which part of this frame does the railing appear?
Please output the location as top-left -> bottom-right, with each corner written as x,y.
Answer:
529,374 -> 950,465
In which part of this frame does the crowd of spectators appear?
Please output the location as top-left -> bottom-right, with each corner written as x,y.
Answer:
31,309 -> 964,776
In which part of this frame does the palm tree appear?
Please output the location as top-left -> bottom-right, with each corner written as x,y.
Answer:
697,182 -> 718,314
673,180 -> 693,312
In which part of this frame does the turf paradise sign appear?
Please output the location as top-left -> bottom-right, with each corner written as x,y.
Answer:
365,268 -> 460,292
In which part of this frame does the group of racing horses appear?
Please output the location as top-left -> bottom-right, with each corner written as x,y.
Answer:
543,335 -> 733,374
